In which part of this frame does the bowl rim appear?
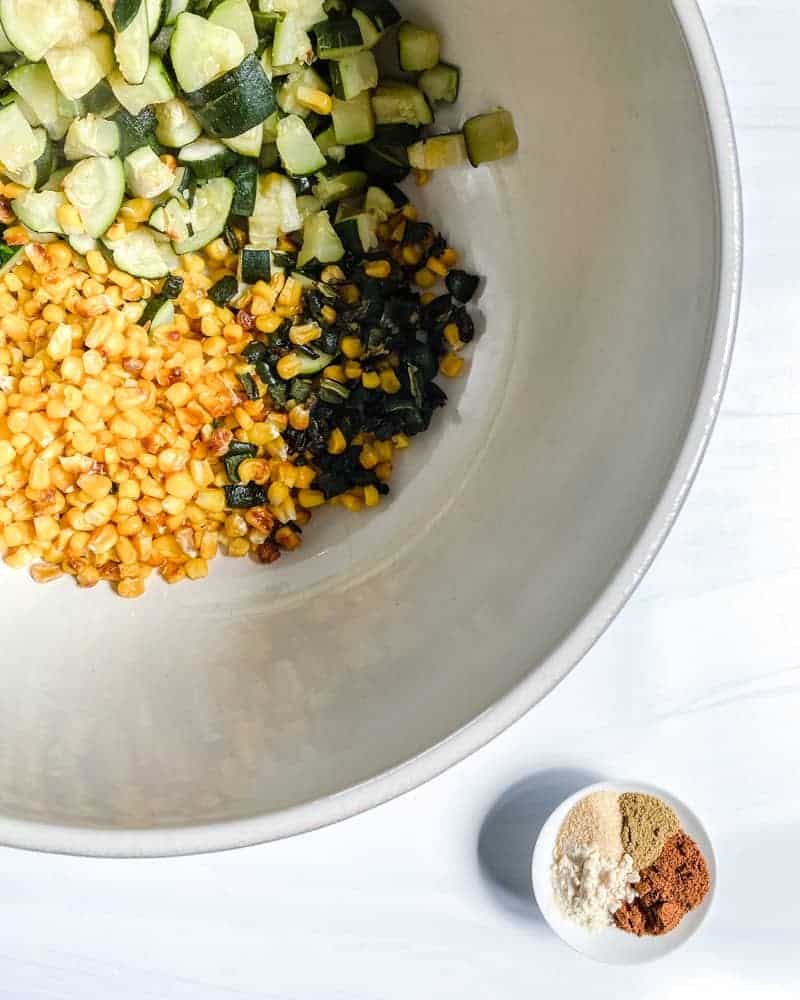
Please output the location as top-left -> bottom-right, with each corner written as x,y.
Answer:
530,779 -> 718,964
0,0 -> 743,858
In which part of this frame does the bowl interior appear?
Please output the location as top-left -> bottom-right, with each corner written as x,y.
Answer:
531,781 -> 717,964
0,0 -> 732,854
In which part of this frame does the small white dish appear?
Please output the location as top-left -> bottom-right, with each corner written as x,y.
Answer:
531,781 -> 716,965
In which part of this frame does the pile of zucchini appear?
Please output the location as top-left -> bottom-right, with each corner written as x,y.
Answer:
0,0 -> 517,280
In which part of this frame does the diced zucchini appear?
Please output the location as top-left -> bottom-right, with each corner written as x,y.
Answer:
146,0 -> 167,37
272,12 -> 313,67
155,98 -> 202,147
0,0 -> 78,61
106,0 -> 143,33
223,123 -> 264,158
110,227 -> 179,278
109,54 -> 175,116
239,245 -> 271,284
209,0 -> 258,54
4,128 -> 54,189
145,297 -> 175,330
352,0 -> 400,33
277,66 -> 329,118
418,63 -> 460,105
397,23 -> 440,72
173,176 -> 235,254
296,193 -> 322,222
124,146 -> 175,198
5,63 -> 70,141
12,189 -> 66,234
312,17 -> 364,60
0,101 -> 42,173
408,134 -> 467,171
57,0 -> 106,47
372,82 -> 432,127
149,197 -> 189,241
164,0 -> 189,26
65,115 -> 121,159
229,159 -> 258,215
328,50 -> 378,101
170,11 -> 245,93
463,109 -> 519,166
350,140 -> 409,182
184,54 -> 276,140
316,126 -> 345,163
113,105 -> 158,157
335,212 -> 377,256
103,0 -> 151,85
63,156 -> 125,237
297,211 -> 344,266
364,186 -> 395,219
276,115 -> 325,176
45,33 -> 115,100
249,172 -> 301,248
332,91 -> 374,146
178,138 -> 236,179
83,80 -> 119,116
68,233 -> 100,256
259,0 -> 325,31
312,169 -> 367,207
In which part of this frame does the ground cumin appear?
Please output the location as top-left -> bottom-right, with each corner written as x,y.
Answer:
614,831 -> 710,936
619,792 -> 680,870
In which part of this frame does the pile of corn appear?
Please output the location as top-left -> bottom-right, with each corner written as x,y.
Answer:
0,190 -> 467,598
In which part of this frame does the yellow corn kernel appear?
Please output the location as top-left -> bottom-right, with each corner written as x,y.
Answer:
321,305 -> 337,325
30,563 -> 63,584
117,578 -> 145,599
364,485 -> 380,508
339,493 -> 363,513
427,257 -> 449,278
295,466 -> 316,489
165,382 -> 192,408
296,85 -> 333,115
340,336 -> 362,359
275,525 -> 301,549
327,428 -> 347,455
440,248 -> 458,268
402,245 -> 423,267
440,354 -> 465,378
278,276 -> 302,309
364,260 -> 391,279
323,365 -> 346,383
289,404 -> 310,431
359,443 -> 379,470
195,488 -> 226,512
56,202 -> 85,235
414,268 -> 437,289
374,440 -> 394,462
199,531 -> 218,560
205,238 -> 229,262
289,322 -> 321,346
237,458 -> 270,485
276,353 -> 303,380
0,441 -> 16,466
344,361 -> 362,380
115,536 -> 137,565
392,432 -> 410,450
413,169 -> 431,187
444,322 -> 463,350
268,482 -> 290,506
321,265 -> 345,284
380,369 -> 402,394
3,225 -> 30,246
120,198 -> 153,224
33,516 -> 60,543
361,371 -> 381,390
105,221 -> 127,242
248,421 -> 279,447
339,283 -> 360,305
165,471 -> 198,499
296,489 -> 324,509
256,313 -> 285,334
277,462 -> 298,487
85,249 -> 109,275
228,537 -> 250,557
185,557 -> 208,580
375,461 -> 392,483
29,458 -> 51,490
420,292 -> 435,306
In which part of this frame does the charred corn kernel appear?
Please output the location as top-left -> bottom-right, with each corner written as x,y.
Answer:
340,336 -> 362,359
402,245 -> 423,266
339,493 -> 363,513
321,305 -> 337,325
295,466 -> 316,489
289,404 -> 310,431
289,322 -> 321,346
296,85 -> 333,114
392,432 -> 410,449
277,235 -> 297,253
225,513 -> 248,538
276,353 -> 303,380
3,225 -> 29,246
30,563 -> 63,584
237,458 -> 269,485
375,461 -> 392,483
268,482 -> 290,506
440,248 -> 458,268
117,578 -> 145,598
298,489 -> 325,509
359,444 -> 379,469
323,365 -> 346,383
364,260 -> 392,279
414,268 -> 437,289
228,537 -> 250,557
185,557 -> 208,580
256,312 -> 285,334
427,257 -> 449,278
196,488 -> 226,512
275,526 -> 301,550
444,323 -> 463,350
120,199 -> 153,224
340,284 -> 360,305
160,153 -> 178,170
440,354 -> 465,377
321,265 -> 345,284
327,428 -> 347,454
364,485 -> 380,508
361,371 -> 381,390
380,369 -> 402,394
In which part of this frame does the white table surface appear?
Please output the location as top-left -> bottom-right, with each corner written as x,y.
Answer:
2,3 -> 799,997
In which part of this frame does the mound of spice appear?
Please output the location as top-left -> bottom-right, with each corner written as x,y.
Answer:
614,831 -> 710,936
551,789 -> 711,938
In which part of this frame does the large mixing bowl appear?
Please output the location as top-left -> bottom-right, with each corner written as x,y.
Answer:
0,0 -> 741,856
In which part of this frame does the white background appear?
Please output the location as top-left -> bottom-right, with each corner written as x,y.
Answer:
2,2 -> 799,996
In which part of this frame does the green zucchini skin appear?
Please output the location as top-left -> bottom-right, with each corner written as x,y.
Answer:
111,0 -> 144,32
183,54 -> 276,139
229,159 -> 258,215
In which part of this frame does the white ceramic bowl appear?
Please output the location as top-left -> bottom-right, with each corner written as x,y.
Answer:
531,781 -> 717,964
0,0 -> 741,856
